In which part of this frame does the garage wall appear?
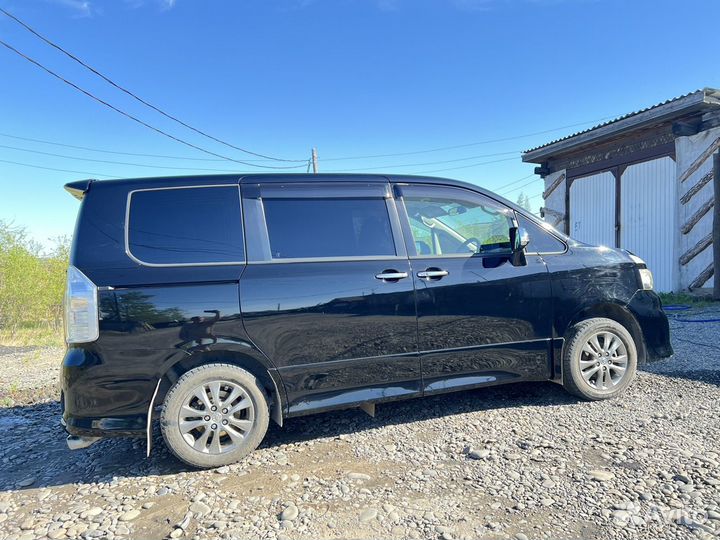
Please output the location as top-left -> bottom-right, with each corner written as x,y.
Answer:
620,157 -> 677,292
569,171 -> 616,247
540,169 -> 566,230
675,126 -> 720,290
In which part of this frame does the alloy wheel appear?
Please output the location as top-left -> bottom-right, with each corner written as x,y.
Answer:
178,380 -> 255,454
578,331 -> 629,391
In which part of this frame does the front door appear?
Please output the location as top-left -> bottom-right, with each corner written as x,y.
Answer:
395,183 -> 553,394
240,181 -> 420,415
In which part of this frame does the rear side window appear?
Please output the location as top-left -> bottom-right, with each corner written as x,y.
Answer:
262,198 -> 396,259
127,186 -> 244,265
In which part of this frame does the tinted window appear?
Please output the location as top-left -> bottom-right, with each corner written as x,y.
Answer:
516,214 -> 566,253
403,188 -> 513,256
262,198 -> 396,259
128,186 -> 244,264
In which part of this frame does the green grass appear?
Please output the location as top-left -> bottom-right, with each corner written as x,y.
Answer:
0,324 -> 64,347
658,292 -> 719,309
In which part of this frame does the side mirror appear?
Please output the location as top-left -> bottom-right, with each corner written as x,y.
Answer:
509,227 -> 530,252
519,227 -> 530,250
508,226 -> 529,266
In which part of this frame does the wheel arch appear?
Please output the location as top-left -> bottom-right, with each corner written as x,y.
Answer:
564,302 -> 647,364
156,350 -> 286,427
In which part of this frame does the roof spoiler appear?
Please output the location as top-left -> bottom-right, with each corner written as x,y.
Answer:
64,179 -> 94,200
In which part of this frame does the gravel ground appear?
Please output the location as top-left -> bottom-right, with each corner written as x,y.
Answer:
0,308 -> 718,540
0,346 -> 61,406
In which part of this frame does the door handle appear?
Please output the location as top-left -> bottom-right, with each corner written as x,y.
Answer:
375,270 -> 409,281
417,269 -> 449,279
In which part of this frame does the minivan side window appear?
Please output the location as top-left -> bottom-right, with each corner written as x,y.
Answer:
262,198 -> 396,259
127,186 -> 244,265
515,214 -> 566,254
401,187 -> 514,256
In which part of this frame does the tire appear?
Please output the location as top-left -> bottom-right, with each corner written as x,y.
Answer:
562,317 -> 638,401
160,363 -> 269,469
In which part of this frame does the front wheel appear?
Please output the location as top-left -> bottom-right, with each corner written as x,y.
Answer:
160,363 -> 269,468
562,317 -> 638,400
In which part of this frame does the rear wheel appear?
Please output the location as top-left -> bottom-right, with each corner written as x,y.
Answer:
160,363 -> 269,468
562,317 -> 637,400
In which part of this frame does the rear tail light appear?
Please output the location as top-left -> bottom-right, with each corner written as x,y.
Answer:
64,266 -> 99,344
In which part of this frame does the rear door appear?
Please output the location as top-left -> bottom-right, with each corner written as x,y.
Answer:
239,181 -> 420,415
394,183 -> 554,394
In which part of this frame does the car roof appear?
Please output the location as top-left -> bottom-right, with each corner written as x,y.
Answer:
67,172 -> 496,197
63,173 -> 538,224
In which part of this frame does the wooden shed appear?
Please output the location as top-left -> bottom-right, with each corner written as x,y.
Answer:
522,88 -> 720,292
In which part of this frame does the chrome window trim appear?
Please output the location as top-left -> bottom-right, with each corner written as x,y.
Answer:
526,248 -> 568,256
124,184 -> 246,267
409,253 -> 491,260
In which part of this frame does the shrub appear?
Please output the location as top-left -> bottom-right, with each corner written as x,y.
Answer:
0,220 -> 69,345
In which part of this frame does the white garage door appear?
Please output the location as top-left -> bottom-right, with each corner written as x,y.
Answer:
620,157 -> 676,292
569,171 -> 616,247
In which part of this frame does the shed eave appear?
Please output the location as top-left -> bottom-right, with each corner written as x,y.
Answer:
522,90 -> 720,164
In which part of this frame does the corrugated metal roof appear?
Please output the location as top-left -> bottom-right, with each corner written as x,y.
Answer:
522,88 -> 720,162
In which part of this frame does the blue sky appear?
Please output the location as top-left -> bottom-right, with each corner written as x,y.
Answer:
1,0 -> 719,248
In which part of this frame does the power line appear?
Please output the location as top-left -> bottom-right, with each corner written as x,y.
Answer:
0,7 -> 304,164
499,176 -> 540,195
327,150 -> 521,172
0,132 -> 282,162
0,39 -> 308,171
500,177 -> 538,195
0,143 -> 268,173
0,157 -> 121,178
0,129 -> 523,172
0,8 -> 624,169
495,173 -> 535,192
321,116 -> 621,161
413,156 -> 519,175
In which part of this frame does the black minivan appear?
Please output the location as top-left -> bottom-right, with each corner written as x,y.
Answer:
61,174 -> 672,468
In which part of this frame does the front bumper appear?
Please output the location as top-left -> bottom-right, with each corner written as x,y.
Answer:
627,290 -> 674,361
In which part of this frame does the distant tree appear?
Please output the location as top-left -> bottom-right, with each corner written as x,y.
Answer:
516,192 -> 532,212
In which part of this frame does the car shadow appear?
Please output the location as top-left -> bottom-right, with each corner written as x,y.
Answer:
0,380 -> 578,491
3,359 -> 716,491
260,379 -> 578,450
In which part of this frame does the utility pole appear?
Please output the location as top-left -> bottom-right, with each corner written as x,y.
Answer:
311,147 -> 319,174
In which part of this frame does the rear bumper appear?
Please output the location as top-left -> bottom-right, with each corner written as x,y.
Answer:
62,410 -> 146,438
627,290 -> 673,362
61,346 -> 154,438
